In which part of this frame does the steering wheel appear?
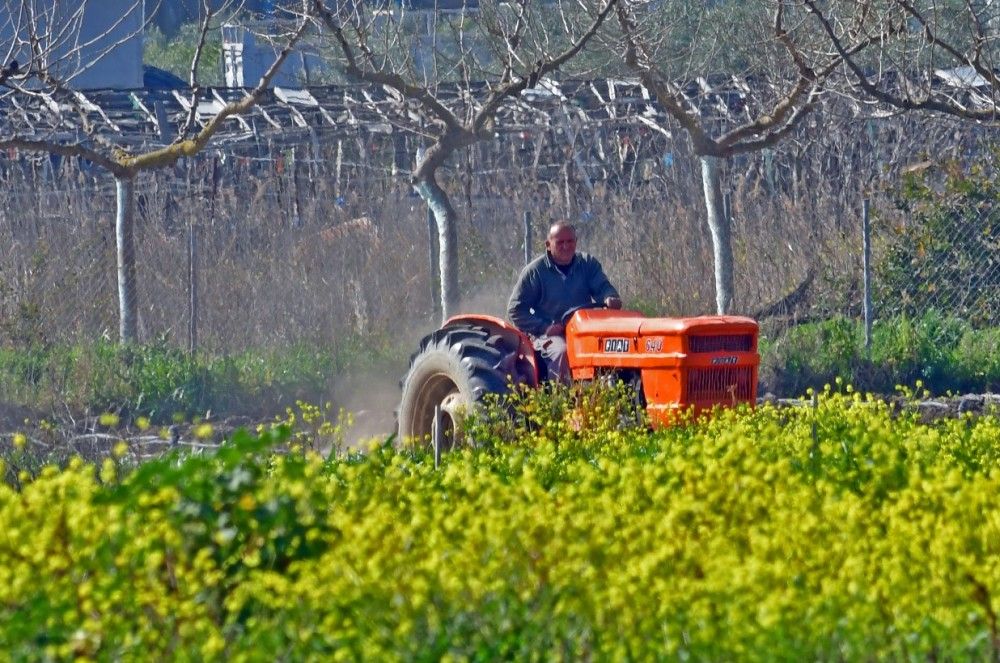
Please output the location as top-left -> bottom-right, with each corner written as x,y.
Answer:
560,301 -> 605,325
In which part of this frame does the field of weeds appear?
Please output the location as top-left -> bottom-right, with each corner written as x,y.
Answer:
2,385 -> 999,660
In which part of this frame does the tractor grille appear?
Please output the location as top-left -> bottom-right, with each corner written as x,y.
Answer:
689,334 -> 754,353
686,367 -> 755,404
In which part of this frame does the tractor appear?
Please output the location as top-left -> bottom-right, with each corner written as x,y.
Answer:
397,306 -> 759,444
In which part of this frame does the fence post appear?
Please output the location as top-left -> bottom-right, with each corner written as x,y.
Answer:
189,157 -> 220,354
523,210 -> 531,265
335,140 -> 343,198
187,189 -> 197,353
432,405 -> 442,469
862,198 -> 872,351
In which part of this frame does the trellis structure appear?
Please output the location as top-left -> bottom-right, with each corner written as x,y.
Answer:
0,76 -> 757,154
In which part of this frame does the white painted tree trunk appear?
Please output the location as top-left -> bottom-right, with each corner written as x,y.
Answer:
116,176 -> 138,343
414,176 -> 459,322
700,156 -> 734,315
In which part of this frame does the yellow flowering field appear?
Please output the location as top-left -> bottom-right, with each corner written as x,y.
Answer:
1,388 -> 999,660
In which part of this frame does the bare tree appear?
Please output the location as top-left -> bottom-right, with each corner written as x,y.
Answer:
804,0 -> 1000,121
312,0 -> 618,320
614,0 -> 885,314
0,0 -> 310,343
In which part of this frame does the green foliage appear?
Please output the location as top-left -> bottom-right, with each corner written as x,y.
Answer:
0,338 -> 402,423
465,378 -> 649,452
2,393 -> 1000,658
952,326 -> 1000,387
144,24 -> 223,86
770,316 -> 860,389
868,310 -> 971,385
761,313 -> 999,395
877,161 -> 1000,326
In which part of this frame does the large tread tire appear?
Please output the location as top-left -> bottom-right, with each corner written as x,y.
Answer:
397,323 -> 514,447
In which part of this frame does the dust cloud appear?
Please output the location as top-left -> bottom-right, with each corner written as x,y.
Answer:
330,283 -> 516,448
330,368 -> 402,448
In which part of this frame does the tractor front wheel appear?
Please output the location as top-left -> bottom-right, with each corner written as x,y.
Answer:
397,324 -> 512,448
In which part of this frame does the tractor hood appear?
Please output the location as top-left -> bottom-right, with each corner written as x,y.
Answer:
568,309 -> 758,337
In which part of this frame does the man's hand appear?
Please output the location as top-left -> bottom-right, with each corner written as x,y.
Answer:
543,322 -> 565,336
604,296 -> 622,309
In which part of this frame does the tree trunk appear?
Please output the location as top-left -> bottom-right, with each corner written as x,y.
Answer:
116,176 -> 139,343
700,156 -> 734,315
414,173 -> 459,321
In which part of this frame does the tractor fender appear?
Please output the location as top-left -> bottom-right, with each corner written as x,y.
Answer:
443,315 -> 540,387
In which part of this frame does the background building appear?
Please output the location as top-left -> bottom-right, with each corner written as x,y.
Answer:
0,0 -> 145,89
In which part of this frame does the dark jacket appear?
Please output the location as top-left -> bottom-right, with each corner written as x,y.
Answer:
507,252 -> 620,337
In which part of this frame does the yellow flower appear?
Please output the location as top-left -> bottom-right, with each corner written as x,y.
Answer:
100,458 -> 116,483
113,441 -> 129,458
98,413 -> 119,427
12,432 -> 26,449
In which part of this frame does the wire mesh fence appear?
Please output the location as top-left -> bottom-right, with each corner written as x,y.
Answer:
1,113 -> 996,357
846,158 -> 1000,380
872,188 -> 1000,329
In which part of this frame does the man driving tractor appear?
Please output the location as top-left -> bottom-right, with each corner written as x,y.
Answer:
398,221 -> 757,441
507,221 -> 622,381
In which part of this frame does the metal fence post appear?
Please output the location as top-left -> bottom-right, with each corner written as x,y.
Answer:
862,198 -> 872,351
523,210 -> 531,265
188,199 -> 197,353
186,158 -> 198,353
432,405 -> 442,469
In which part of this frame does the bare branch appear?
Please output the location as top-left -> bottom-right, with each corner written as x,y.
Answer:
475,0 -> 619,133
127,8 -> 312,172
312,0 -> 467,134
180,0 -> 227,140
0,138 -> 125,176
615,0 -> 898,157
804,0 -> 1000,122
616,2 -> 712,152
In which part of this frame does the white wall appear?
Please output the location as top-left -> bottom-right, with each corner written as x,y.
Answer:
223,24 -> 304,88
0,0 -> 144,89
70,0 -> 145,89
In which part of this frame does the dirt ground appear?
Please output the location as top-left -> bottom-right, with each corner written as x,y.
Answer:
0,366 -> 403,461
2,392 -> 997,464
763,393 -> 1000,424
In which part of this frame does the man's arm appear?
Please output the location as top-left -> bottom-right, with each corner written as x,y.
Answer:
508,266 -> 550,336
586,256 -> 621,308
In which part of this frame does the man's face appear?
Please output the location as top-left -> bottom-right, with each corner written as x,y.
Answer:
546,227 -> 577,266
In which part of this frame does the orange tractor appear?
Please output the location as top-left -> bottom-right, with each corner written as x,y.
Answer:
397,307 -> 759,442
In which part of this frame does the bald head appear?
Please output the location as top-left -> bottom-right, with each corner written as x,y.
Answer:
545,221 -> 577,266
547,221 -> 576,240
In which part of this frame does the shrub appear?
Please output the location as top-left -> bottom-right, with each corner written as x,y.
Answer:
868,310 -> 970,389
877,161 -> 1000,326
952,326 -> 1000,392
760,316 -> 861,395
761,313 -> 998,396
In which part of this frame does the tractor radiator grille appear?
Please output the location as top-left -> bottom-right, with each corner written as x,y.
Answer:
689,334 -> 754,353
686,367 -> 755,404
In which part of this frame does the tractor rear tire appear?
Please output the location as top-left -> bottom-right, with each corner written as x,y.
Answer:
397,323 -> 512,448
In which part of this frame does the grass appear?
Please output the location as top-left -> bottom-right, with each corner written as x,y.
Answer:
1,311 -> 996,428
760,311 -> 1000,396
0,334 -> 407,424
